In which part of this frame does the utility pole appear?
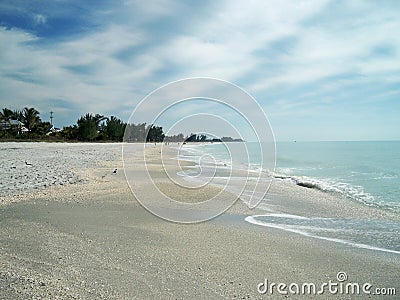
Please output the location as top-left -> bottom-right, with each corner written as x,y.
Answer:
50,111 -> 54,126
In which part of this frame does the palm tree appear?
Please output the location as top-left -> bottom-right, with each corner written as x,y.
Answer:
77,113 -> 107,141
22,107 -> 40,132
0,108 -> 13,122
106,116 -> 126,141
94,114 -> 108,130
12,109 -> 23,122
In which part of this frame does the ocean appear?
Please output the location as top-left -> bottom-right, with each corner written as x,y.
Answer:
177,141 -> 400,254
276,141 -> 400,212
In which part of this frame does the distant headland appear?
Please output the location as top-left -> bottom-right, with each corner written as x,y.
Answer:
179,134 -> 244,143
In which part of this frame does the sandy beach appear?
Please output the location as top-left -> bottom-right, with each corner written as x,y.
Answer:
1,143 -> 399,299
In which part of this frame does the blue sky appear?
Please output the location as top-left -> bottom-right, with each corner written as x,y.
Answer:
0,0 -> 399,141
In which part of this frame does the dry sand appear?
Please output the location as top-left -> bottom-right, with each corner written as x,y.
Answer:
0,143 -> 399,299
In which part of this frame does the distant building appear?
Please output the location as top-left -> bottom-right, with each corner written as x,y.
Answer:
46,126 -> 61,135
0,119 -> 27,132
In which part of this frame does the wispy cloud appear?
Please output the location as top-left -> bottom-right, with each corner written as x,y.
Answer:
0,0 -> 399,140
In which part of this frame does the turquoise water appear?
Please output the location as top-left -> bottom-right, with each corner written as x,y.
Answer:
276,141 -> 400,212
181,141 -> 400,212
179,141 -> 400,253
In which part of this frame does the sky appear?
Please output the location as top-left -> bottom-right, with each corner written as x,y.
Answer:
0,0 -> 399,141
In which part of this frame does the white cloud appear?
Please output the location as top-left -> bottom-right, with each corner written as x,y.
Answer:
0,0 -> 399,139
0,24 -> 159,121
33,14 -> 47,25
247,2 -> 400,113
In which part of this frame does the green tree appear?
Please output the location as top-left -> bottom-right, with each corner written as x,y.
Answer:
12,109 -> 23,122
35,121 -> 52,136
61,125 -> 79,140
146,125 -> 165,142
0,108 -> 14,121
106,116 -> 126,141
0,108 -> 24,138
22,107 -> 40,132
77,113 -> 107,141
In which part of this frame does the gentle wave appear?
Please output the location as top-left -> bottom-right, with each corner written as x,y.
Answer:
175,143 -> 400,253
176,142 -> 400,213
272,171 -> 400,213
175,143 -> 400,254
245,214 -> 400,255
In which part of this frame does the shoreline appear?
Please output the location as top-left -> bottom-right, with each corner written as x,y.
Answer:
176,141 -> 400,254
179,141 -> 400,214
1,142 -> 399,298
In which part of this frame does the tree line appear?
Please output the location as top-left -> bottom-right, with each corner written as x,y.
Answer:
1,107 -> 243,143
0,107 -> 166,142
0,107 -> 52,138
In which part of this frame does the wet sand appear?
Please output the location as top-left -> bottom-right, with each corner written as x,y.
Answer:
0,143 -> 399,299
